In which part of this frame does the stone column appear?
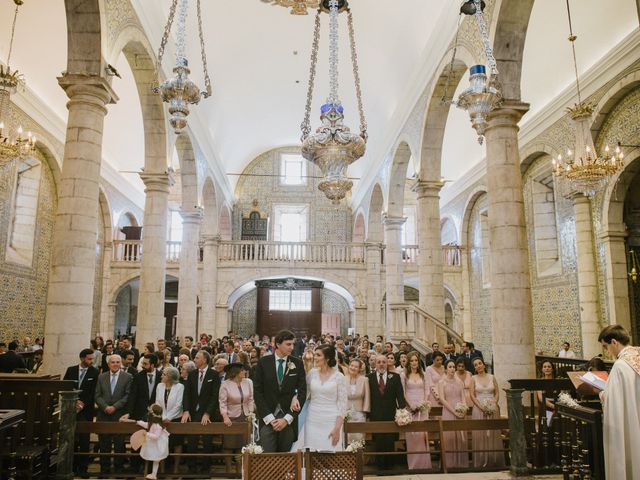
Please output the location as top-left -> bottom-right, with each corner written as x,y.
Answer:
176,207 -> 203,339
365,242 -> 383,335
99,241 -> 113,337
601,229 -> 632,331
200,234 -> 220,336
460,247 -> 473,339
572,193 -> 601,358
414,180 -> 445,343
136,172 -> 172,347
484,102 -> 536,386
43,75 -> 117,375
383,215 -> 406,339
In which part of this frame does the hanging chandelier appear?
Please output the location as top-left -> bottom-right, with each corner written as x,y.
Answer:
551,0 -> 624,197
260,0 -> 321,15
300,0 -> 367,205
154,0 -> 212,134
0,0 -> 35,164
455,0 -> 502,144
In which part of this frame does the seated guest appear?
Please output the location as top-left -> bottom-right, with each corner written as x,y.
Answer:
470,358 -> 504,468
219,362 -> 254,470
64,348 -> 98,477
345,358 -> 370,443
0,341 -> 26,373
438,359 -> 468,468
95,354 -> 132,475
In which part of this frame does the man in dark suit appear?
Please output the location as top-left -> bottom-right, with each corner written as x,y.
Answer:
121,336 -> 139,366
293,334 -> 307,357
254,330 -> 307,453
461,341 -> 482,372
424,342 -> 441,367
181,350 -> 220,469
63,348 -> 99,477
0,341 -> 26,373
368,354 -> 406,469
95,354 -> 132,474
443,343 -> 458,363
121,350 -> 138,376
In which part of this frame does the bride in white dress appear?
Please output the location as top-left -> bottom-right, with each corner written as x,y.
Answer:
292,344 -> 348,451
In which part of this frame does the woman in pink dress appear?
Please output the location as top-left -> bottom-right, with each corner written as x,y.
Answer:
469,357 -> 505,468
424,351 -> 445,404
400,351 -> 432,470
455,358 -> 473,407
438,359 -> 469,469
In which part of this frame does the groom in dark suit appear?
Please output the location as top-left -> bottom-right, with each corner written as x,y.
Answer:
254,330 -> 306,452
368,354 -> 406,469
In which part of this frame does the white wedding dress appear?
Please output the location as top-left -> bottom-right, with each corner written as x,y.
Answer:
292,368 -> 348,452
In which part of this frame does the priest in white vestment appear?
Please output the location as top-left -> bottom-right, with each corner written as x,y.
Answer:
598,325 -> 640,480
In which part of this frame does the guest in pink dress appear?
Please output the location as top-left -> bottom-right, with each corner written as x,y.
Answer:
438,359 -> 469,469
424,351 -> 446,404
469,357 -> 505,468
455,358 -> 473,407
400,352 -> 432,470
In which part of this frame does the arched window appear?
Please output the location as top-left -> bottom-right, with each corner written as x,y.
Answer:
6,158 -> 41,267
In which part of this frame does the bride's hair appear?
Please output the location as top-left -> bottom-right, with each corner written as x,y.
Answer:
315,344 -> 337,368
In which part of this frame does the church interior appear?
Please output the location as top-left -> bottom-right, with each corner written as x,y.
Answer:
0,0 -> 638,478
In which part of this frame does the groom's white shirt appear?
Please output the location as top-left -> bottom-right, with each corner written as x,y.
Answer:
262,352 -> 294,426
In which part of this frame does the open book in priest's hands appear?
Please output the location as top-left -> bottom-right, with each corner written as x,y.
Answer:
577,371 -> 608,391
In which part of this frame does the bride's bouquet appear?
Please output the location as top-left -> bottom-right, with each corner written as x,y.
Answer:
454,402 -> 469,418
394,408 -> 412,426
479,398 -> 497,416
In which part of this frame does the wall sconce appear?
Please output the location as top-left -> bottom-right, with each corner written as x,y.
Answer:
629,249 -> 639,283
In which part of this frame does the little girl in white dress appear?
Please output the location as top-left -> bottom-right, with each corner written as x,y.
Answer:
133,404 -> 170,480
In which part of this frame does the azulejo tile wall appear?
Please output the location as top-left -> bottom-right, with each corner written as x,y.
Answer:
0,151 -> 56,343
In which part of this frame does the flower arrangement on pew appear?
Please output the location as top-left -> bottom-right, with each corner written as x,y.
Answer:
241,442 -> 263,455
394,408 -> 413,426
454,402 -> 469,418
556,392 -> 580,409
345,439 -> 365,452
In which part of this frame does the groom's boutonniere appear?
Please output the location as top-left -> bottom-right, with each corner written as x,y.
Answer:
388,373 -> 394,379
287,361 -> 296,371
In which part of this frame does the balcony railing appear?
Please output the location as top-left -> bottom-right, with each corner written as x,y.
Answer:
218,241 -> 366,264
112,240 -> 181,264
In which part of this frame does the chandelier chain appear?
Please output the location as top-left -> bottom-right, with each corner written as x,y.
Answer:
441,14 -> 463,105
6,4 -> 19,67
301,8 -> 322,140
155,0 -> 179,77
474,0 -> 498,75
327,0 -> 339,104
347,8 -> 367,138
565,0 -> 582,105
197,0 -> 212,97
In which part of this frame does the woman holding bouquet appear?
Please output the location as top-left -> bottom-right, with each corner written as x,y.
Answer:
469,358 -> 505,468
438,359 -> 469,468
400,351 -> 432,470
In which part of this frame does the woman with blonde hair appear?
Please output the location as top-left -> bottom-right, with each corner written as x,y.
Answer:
345,358 -> 370,443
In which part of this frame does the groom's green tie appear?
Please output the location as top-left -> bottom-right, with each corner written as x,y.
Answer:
277,358 -> 285,384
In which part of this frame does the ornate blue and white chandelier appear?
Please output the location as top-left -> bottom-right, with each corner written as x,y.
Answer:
154,0 -> 212,134
300,0 -> 367,204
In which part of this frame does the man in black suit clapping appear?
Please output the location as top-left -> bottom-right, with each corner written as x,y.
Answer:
181,350 -> 220,469
368,354 -> 406,470
63,348 -> 99,477
254,330 -> 306,452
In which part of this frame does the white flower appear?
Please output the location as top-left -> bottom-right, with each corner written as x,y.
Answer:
479,399 -> 497,416
344,410 -> 352,422
394,408 -> 412,426
454,402 -> 469,417
287,361 -> 296,371
345,439 -> 365,452
557,392 -> 580,409
241,442 -> 263,455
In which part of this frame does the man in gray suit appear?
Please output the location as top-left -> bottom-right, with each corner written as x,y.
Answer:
95,354 -> 132,474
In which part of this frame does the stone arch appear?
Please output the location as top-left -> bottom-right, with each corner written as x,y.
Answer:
387,141 -> 413,218
219,204 -> 232,241
591,70 -> 640,139
98,187 -> 113,242
491,0 -> 535,101
461,186 -> 488,248
366,183 -> 385,242
33,140 -> 62,195
110,27 -> 168,173
201,176 -> 218,236
440,215 -> 458,246
64,0 -> 106,76
174,133 -> 199,208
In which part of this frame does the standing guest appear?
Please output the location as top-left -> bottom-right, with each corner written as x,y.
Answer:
95,354 -> 132,475
302,346 -> 315,373
0,341 -> 26,373
122,336 -> 139,365
90,340 -> 103,370
294,335 -> 307,357
254,330 -> 306,453
177,353 -> 190,372
219,362 -> 254,470
100,343 -> 115,372
384,342 -> 394,356
424,343 -> 440,367
31,349 -> 44,374
401,351 -> 432,470
460,341 -> 481,373
249,346 -> 260,369
137,342 -> 156,371
425,352 -> 446,403
397,352 -> 408,374
368,352 -> 377,375
470,357 -> 504,468
557,342 -> 576,359
368,354 -> 406,470
386,352 -> 397,373
374,343 -> 384,355
180,360 -> 196,385
0,342 -> 6,354
337,352 -> 349,375
94,336 -> 105,352
122,350 -> 138,376
213,356 -> 229,380
156,366 -> 184,422
598,325 -> 640,480
237,351 -> 251,373
438,359 -> 468,468
443,343 -> 458,362
159,349 -> 172,371
345,358 -> 370,443
536,360 -> 559,466
455,358 -> 473,407
181,350 -> 220,469
63,349 -> 98,477
156,339 -> 174,366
